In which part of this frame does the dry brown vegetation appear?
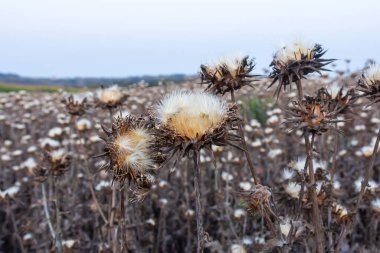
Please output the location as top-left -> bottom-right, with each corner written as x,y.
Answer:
1,53 -> 380,253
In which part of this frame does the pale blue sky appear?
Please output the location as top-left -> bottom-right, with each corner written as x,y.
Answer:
0,0 -> 378,77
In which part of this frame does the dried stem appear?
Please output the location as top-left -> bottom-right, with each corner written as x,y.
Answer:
230,89 -> 259,184
305,132 -> 325,253
334,127 -> 380,252
295,79 -> 304,102
328,127 -> 339,250
353,127 -> 380,213
193,150 -> 204,253
108,107 -> 119,253
84,164 -> 108,224
41,182 -> 56,240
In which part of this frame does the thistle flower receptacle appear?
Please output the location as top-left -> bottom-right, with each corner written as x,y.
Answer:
268,41 -> 334,100
357,65 -> 380,105
99,115 -> 160,188
153,90 -> 241,159
200,56 -> 258,95
96,85 -> 127,109
284,88 -> 344,135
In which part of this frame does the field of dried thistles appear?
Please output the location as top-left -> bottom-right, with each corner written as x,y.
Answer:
1,47 -> 380,253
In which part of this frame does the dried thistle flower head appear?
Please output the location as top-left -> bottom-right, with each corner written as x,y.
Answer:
332,203 -> 349,223
239,184 -> 272,214
285,88 -> 343,135
62,95 -> 89,116
269,40 -> 334,100
325,85 -> 357,114
200,56 -> 258,95
44,149 -> 71,176
99,115 -> 159,186
76,118 -> 92,132
96,85 -> 127,108
357,64 -> 380,105
153,91 -> 241,161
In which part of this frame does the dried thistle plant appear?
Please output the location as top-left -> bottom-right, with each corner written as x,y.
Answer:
200,56 -> 258,96
239,184 -> 276,230
98,115 -> 161,196
96,85 -> 128,109
284,88 -> 344,135
325,84 -> 357,114
153,90 -> 241,160
357,64 -> 380,105
61,95 -> 89,116
153,90 -> 241,253
269,41 -> 334,100
43,149 -> 71,177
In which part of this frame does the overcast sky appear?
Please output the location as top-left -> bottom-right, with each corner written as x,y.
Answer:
0,0 -> 379,77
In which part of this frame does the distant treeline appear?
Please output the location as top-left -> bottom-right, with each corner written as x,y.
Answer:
0,72 -> 192,87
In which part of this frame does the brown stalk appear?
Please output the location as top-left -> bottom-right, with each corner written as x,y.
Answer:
328,125 -> 339,250
193,150 -> 204,253
305,132 -> 325,253
108,107 -> 119,253
334,127 -> 380,252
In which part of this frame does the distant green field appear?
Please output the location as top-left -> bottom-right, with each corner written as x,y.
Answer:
0,83 -> 82,93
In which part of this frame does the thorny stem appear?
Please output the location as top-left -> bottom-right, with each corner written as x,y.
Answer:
41,182 -> 56,240
230,89 -> 259,184
305,132 -> 325,253
193,151 -> 204,253
334,127 -> 380,252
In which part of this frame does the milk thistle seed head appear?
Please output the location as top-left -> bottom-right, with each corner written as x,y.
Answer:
99,115 -> 160,187
153,90 -> 241,163
200,56 -> 258,95
62,95 -> 89,116
268,40 -> 334,100
284,88 -> 343,135
357,64 -> 380,105
96,85 -> 127,109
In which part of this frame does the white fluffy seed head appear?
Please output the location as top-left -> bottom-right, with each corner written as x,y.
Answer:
206,54 -> 249,79
113,127 -> 153,174
76,118 -> 92,132
362,65 -> 380,86
274,40 -> 316,66
155,91 -> 226,140
97,85 -> 124,105
285,182 -> 301,199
